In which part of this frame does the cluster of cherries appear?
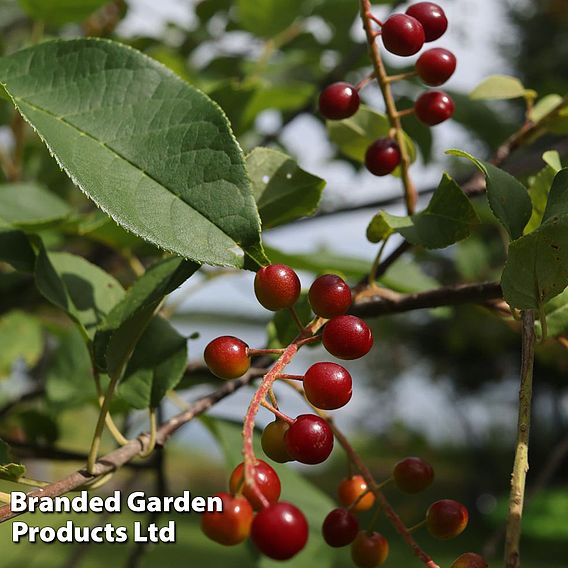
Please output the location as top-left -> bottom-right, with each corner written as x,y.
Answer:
318,1 -> 456,177
199,264 -> 485,566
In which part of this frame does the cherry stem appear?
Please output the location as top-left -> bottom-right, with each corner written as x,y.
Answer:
366,503 -> 383,533
268,387 -> 279,408
276,374 -> 304,381
289,306 -> 305,332
386,71 -> 418,83
247,348 -> 286,356
355,72 -> 377,92
365,10 -> 383,27
397,108 -> 416,119
260,401 -> 294,424
295,335 -> 322,347
347,487 -> 372,511
407,519 -> 427,533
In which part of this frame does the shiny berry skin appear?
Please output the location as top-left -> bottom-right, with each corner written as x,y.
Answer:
322,315 -> 373,360
450,553 -> 489,568
261,419 -> 292,463
426,499 -> 469,540
308,274 -> 352,318
414,90 -> 454,126
204,336 -> 250,379
254,264 -> 301,311
381,14 -> 425,57
351,531 -> 390,567
229,459 -> 281,510
406,2 -> 448,42
393,457 -> 434,494
285,414 -> 334,464
304,362 -> 352,410
338,475 -> 375,512
201,492 -> 253,546
365,138 -> 401,176
251,502 -> 309,560
416,48 -> 457,86
319,82 -> 360,120
322,508 -> 359,547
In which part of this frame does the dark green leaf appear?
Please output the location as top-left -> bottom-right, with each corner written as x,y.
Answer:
0,310 -> 43,377
0,226 -> 35,271
0,438 -> 26,482
18,0 -> 110,25
237,0 -> 304,38
17,409 -> 59,445
542,168 -> 568,222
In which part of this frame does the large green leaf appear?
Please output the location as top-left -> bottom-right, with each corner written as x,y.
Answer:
0,310 -> 43,378
0,227 -> 35,271
0,438 -> 26,482
367,173 -> 478,248
237,0 -> 304,38
18,0 -> 110,24
247,148 -> 325,228
0,39 -> 266,268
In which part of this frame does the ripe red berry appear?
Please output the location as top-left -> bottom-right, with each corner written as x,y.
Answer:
261,419 -> 292,463
338,475 -> 375,512
451,553 -> 489,568
254,264 -> 301,311
204,336 -> 250,379
229,459 -> 281,510
322,315 -> 373,360
406,2 -> 448,42
414,90 -> 454,126
322,508 -> 359,547
351,530 -> 390,567
365,138 -> 401,176
308,274 -> 352,318
319,82 -> 360,120
251,502 -> 309,560
285,414 -> 334,464
393,457 -> 434,494
381,14 -> 425,57
201,492 -> 253,546
426,499 -> 469,540
416,48 -> 457,86
303,362 -> 352,410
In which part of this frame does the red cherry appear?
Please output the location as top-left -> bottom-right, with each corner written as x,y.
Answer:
308,274 -> 352,318
201,492 -> 253,546
365,138 -> 401,176
303,362 -> 352,410
229,459 -> 281,510
451,552 -> 489,568
254,264 -> 301,311
322,315 -> 373,360
416,48 -> 457,86
393,457 -> 434,494
322,508 -> 359,547
285,414 -> 334,464
261,419 -> 292,463
426,499 -> 469,540
338,475 -> 375,512
381,14 -> 425,57
319,82 -> 360,120
204,336 -> 250,379
414,90 -> 454,125
406,2 -> 448,42
351,530 -> 390,567
251,502 -> 309,560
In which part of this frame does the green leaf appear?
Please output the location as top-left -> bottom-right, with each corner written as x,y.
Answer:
118,316 -> 187,409
0,439 -> 26,482
0,310 -> 43,378
469,75 -> 528,100
18,0 -> 110,25
0,227 -> 35,271
529,94 -> 563,122
247,148 -> 325,228
448,149 -> 532,240
541,168 -> 568,222
237,0 -> 304,38
0,183 -> 71,229
537,286 -> 568,337
35,249 -> 124,339
367,173 -> 478,248
0,39 -> 266,269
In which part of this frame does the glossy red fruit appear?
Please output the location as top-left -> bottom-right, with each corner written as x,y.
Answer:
308,274 -> 352,318
322,508 -> 359,547
338,475 -> 375,512
261,420 -> 292,463
319,82 -> 360,120
254,264 -> 301,311
303,362 -> 352,410
365,138 -> 401,176
229,459 -> 281,510
204,336 -> 250,379
381,14 -> 425,57
201,492 -> 253,546
450,552 -> 489,568
416,48 -> 457,86
351,531 -> 390,567
393,457 -> 434,494
251,502 -> 309,560
285,414 -> 334,464
322,315 -> 373,360
406,2 -> 448,42
426,499 -> 469,540
414,90 -> 454,125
